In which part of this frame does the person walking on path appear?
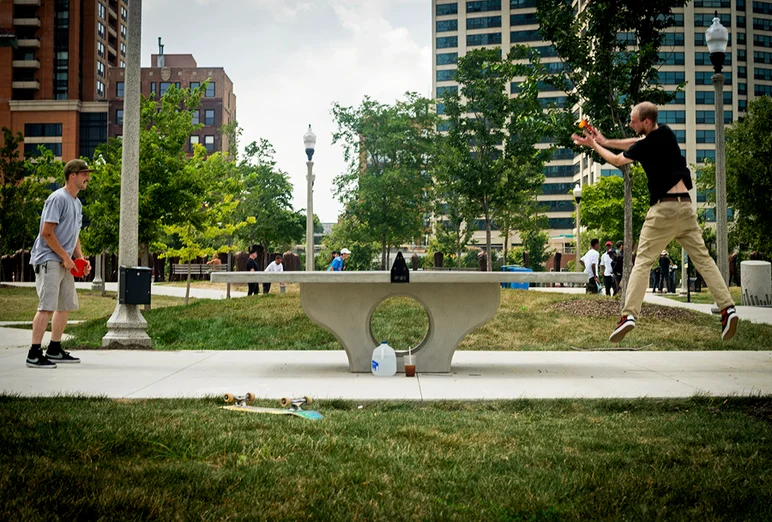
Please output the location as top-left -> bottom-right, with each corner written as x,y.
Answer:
612,241 -> 624,294
27,159 -> 94,368
263,254 -> 283,294
246,250 -> 259,296
657,251 -> 671,293
329,248 -> 350,271
572,101 -> 737,342
600,241 -> 617,296
580,239 -> 601,294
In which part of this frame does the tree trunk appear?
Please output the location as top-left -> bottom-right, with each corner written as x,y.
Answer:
226,239 -> 232,300
503,227 -> 510,266
485,210 -> 492,272
381,234 -> 387,270
620,164 -> 634,311
386,245 -> 391,270
185,261 -> 191,306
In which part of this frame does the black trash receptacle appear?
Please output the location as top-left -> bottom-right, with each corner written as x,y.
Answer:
119,266 -> 152,305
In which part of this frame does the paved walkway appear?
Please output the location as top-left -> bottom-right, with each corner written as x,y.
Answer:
1,282 -> 770,399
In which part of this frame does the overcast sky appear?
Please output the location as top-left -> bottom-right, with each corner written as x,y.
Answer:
140,0 -> 432,222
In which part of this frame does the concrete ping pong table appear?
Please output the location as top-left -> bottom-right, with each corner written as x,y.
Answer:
211,270 -> 589,373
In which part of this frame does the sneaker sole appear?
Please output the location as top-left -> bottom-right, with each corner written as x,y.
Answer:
26,361 -> 57,369
609,322 -> 635,343
46,357 -> 80,363
722,314 -> 738,341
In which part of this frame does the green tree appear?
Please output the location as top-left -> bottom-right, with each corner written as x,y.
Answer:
316,213 -> 379,271
440,47 -> 560,271
536,0 -> 688,303
699,96 -> 772,258
0,127 -> 30,255
236,139 -> 305,261
332,93 -> 436,269
578,167 -> 649,244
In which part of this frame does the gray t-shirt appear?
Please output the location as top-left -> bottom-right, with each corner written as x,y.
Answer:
30,188 -> 83,265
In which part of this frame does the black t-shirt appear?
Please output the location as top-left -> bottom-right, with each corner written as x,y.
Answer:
246,258 -> 258,271
623,124 -> 692,206
659,255 -> 670,271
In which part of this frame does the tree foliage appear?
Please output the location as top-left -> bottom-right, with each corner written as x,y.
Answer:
440,47 -> 562,270
332,93 -> 436,269
699,96 -> 772,258
578,167 -> 649,244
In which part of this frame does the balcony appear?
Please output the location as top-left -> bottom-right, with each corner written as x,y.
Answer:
16,38 -> 40,47
13,17 -> 40,26
12,80 -> 40,89
13,0 -> 41,5
12,59 -> 40,68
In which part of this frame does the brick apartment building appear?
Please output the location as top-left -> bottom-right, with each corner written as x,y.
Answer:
106,51 -> 237,155
0,0 -> 128,161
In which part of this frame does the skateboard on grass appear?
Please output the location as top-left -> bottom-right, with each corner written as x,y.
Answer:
221,393 -> 324,420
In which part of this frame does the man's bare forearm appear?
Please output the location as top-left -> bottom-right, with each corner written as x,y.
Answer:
599,137 -> 640,151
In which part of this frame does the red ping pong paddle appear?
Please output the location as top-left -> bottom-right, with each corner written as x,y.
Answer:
70,258 -> 88,277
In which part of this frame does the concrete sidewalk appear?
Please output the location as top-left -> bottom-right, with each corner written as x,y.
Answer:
1,348 -> 770,399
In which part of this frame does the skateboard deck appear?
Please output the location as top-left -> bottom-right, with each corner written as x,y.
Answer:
221,393 -> 323,420
570,344 -> 652,351
222,404 -> 324,420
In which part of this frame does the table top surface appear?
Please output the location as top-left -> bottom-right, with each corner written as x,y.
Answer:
211,270 -> 589,284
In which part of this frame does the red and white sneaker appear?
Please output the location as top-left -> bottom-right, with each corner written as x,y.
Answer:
721,307 -> 738,341
609,315 -> 635,343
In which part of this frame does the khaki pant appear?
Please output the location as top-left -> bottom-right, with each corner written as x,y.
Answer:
622,200 -> 733,319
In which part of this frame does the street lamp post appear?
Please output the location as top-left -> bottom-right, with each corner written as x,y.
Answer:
706,12 -> 730,285
573,183 -> 582,271
304,125 -> 316,272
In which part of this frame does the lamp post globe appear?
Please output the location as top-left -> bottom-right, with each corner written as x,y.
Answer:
573,184 -> 582,272
705,12 -> 730,286
304,125 -> 316,271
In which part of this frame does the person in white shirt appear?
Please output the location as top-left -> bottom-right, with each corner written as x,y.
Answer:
599,241 -> 617,296
263,254 -> 283,294
580,238 -> 601,294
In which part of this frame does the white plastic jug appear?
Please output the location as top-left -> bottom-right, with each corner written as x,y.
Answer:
371,341 -> 397,376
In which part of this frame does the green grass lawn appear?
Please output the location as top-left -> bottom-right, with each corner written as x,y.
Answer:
3,284 -> 770,351
1,396 -> 770,521
0,284 -> 191,322
662,286 -> 743,305
59,288 -> 772,351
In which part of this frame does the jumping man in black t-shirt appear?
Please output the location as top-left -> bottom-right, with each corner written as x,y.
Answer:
572,101 -> 738,343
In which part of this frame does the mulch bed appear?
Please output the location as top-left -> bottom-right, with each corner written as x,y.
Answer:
552,298 -> 698,321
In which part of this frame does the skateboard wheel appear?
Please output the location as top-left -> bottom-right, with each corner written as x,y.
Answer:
279,397 -> 291,408
304,396 -> 313,405
224,393 -> 235,404
245,392 -> 255,403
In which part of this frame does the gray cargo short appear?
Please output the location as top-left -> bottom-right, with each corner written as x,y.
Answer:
34,260 -> 79,312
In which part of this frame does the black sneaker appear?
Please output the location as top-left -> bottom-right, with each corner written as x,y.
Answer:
721,307 -> 738,341
609,315 -> 636,343
26,352 -> 57,369
46,348 -> 80,364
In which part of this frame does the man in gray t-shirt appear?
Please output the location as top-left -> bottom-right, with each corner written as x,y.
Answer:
27,159 -> 94,369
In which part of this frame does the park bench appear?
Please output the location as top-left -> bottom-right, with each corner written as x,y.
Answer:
212,269 -> 588,373
172,263 -> 228,279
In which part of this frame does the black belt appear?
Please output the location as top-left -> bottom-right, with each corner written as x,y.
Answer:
658,193 -> 691,203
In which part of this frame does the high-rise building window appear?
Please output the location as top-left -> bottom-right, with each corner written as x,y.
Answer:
696,71 -> 732,85
204,135 -> 215,152
659,110 -> 686,124
116,82 -> 124,97
25,124 -> 63,137
510,29 -> 542,42
150,82 -> 156,96
116,109 -> 124,124
98,22 -> 105,39
190,135 -> 200,150
120,42 -> 126,56
80,112 -> 107,158
98,3 -> 106,19
191,110 -> 200,125
509,12 -> 538,26
755,50 -> 772,63
436,3 -> 458,16
659,52 -> 685,65
205,83 -> 216,97
97,42 -> 105,58
437,69 -> 456,82
204,109 -> 215,125
121,24 -> 127,38
437,20 -> 458,32
54,0 -> 69,100
466,0 -> 501,13
436,36 -> 459,48
658,71 -> 685,84
97,80 -> 105,97
25,143 -> 63,157
696,149 -> 716,163
436,52 -> 458,65
754,1 -> 772,15
695,52 -> 731,65
190,81 -> 200,91
468,16 -> 501,29
97,61 -> 105,78
121,6 -> 127,19
120,60 -> 125,68
696,130 -> 716,143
